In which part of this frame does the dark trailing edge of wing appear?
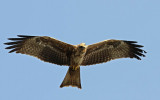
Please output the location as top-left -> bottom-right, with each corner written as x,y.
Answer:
123,40 -> 147,60
4,35 -> 36,53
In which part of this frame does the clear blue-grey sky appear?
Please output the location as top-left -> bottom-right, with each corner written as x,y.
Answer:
0,0 -> 159,100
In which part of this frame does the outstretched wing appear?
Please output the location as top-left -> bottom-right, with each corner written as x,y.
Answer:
81,40 -> 146,66
4,35 -> 75,66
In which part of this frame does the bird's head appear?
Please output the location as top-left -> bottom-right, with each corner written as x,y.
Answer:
77,43 -> 87,53
78,43 -> 86,49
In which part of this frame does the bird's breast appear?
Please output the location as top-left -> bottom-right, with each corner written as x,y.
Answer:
73,55 -> 84,65
70,50 -> 86,66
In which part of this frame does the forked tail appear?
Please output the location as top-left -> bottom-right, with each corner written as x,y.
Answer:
60,67 -> 81,89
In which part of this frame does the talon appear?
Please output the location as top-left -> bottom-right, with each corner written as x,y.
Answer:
72,66 -> 79,70
73,66 -> 75,70
75,67 -> 78,70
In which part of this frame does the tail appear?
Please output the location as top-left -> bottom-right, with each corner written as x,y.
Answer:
60,67 -> 81,89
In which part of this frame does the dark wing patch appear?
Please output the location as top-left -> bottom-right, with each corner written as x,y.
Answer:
123,40 -> 146,60
81,40 -> 146,66
4,35 -> 75,66
5,35 -> 35,53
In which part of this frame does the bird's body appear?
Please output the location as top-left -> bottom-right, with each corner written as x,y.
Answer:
4,35 -> 146,89
70,43 -> 87,70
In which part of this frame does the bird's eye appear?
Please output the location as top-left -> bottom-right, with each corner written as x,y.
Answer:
79,46 -> 84,48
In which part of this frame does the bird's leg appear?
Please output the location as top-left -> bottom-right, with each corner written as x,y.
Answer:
72,66 -> 79,70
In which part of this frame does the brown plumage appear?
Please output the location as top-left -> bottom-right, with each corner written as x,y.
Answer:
4,35 -> 147,89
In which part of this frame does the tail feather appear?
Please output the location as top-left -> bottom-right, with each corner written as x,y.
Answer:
60,67 -> 81,89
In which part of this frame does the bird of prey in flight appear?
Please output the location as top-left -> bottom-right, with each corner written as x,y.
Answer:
4,35 -> 146,89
